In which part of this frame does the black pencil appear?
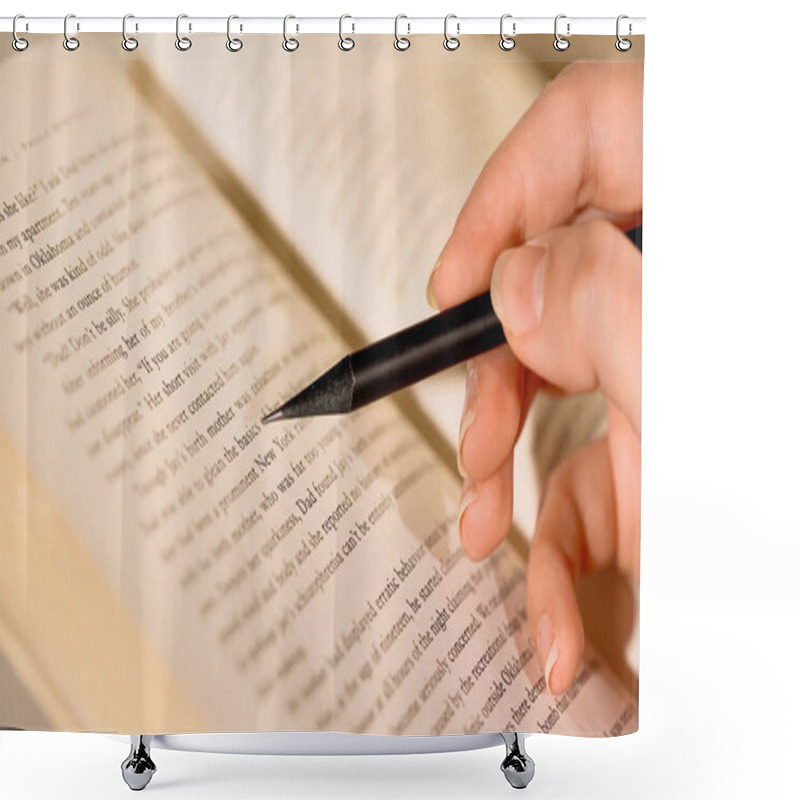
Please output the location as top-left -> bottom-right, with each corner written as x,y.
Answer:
262,224 -> 642,423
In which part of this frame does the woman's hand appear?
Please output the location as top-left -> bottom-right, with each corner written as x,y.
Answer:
428,61 -> 643,694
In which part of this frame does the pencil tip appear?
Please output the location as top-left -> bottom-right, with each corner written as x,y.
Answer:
261,407 -> 285,424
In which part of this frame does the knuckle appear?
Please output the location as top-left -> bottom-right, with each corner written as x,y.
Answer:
569,220 -> 619,335
584,217 -> 619,253
581,219 -> 618,277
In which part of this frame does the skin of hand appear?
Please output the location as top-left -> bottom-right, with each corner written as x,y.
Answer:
428,61 -> 643,695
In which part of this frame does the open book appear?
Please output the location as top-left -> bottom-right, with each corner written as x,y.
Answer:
0,34 -> 636,736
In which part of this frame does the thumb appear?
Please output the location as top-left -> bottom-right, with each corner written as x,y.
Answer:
490,219 -> 641,436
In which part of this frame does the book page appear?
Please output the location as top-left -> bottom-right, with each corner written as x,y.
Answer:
147,35 -> 543,334
144,34 -> 549,535
0,39 -> 635,736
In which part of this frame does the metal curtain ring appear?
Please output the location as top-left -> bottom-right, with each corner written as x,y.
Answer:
338,14 -> 355,51
499,14 -> 516,50
394,15 -> 410,51
443,14 -> 460,51
227,14 -> 243,51
553,14 -> 570,51
12,14 -> 29,52
616,14 -> 632,51
63,13 -> 80,51
175,14 -> 192,51
122,14 -> 138,51
283,15 -> 299,52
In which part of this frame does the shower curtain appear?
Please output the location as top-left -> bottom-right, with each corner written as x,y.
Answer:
0,25 -> 642,738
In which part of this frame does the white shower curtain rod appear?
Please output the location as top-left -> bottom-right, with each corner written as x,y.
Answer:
1,15 -> 645,37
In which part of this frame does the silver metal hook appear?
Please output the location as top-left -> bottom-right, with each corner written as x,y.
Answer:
12,14 -> 29,52
227,14 -> 243,52
443,14 -> 460,51
394,14 -> 410,51
121,14 -> 138,51
175,13 -> 192,51
499,14 -> 516,50
615,14 -> 632,51
63,13 -> 80,51
338,14 -> 355,51
283,15 -> 299,52
554,14 -> 570,51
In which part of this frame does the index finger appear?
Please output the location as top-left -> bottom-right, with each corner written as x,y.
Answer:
430,60 -> 643,311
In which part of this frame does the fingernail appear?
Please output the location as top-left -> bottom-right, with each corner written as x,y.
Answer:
457,360 -> 478,477
458,477 -> 478,536
537,613 -> 559,694
490,244 -> 547,333
426,255 -> 442,310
